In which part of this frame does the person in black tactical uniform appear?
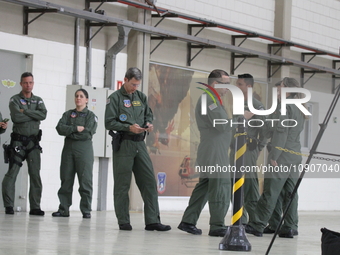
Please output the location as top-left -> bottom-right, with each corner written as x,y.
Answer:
2,72 -> 47,215
105,67 -> 171,231
52,89 -> 97,219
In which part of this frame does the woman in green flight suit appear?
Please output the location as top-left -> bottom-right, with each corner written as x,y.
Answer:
52,89 -> 97,218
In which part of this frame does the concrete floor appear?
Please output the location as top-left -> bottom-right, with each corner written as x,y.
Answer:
0,210 -> 337,255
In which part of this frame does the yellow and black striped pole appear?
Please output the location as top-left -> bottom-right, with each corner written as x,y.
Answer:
219,116 -> 251,251
231,124 -> 247,226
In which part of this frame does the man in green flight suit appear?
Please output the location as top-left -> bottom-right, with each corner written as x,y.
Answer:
2,72 -> 47,215
246,77 -> 305,238
262,80 -> 299,237
105,67 -> 171,231
178,69 -> 232,237
229,73 -> 267,225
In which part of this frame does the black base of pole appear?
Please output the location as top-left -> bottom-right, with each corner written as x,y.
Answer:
219,225 -> 251,251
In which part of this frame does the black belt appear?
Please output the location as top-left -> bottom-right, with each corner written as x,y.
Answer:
121,133 -> 145,142
11,133 -> 37,142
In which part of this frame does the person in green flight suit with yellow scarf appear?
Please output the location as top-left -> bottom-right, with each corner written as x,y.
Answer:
263,80 -> 299,237
246,77 -> 305,238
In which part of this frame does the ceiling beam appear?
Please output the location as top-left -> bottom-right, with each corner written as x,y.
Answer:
2,0 -> 340,75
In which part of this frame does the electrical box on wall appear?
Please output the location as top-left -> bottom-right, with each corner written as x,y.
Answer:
66,85 -> 110,157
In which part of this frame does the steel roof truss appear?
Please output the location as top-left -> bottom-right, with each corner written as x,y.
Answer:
2,0 -> 340,79
23,6 -> 58,34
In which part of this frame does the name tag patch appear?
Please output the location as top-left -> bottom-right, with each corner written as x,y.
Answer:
132,101 -> 141,106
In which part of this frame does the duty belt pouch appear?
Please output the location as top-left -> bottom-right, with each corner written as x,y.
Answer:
267,142 -> 272,152
247,138 -> 258,151
109,130 -> 121,152
2,144 -> 10,164
37,129 -> 42,141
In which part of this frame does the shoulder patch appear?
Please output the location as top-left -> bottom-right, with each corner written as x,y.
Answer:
208,103 -> 218,111
106,98 -> 110,105
124,99 -> 131,108
119,114 -> 127,121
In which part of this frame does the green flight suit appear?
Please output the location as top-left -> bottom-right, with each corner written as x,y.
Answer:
105,85 -> 161,225
55,107 -> 97,215
2,92 -> 47,210
229,97 -> 266,224
0,112 -> 6,134
263,105 -> 298,232
181,89 -> 232,231
266,187 -> 289,231
249,98 -> 304,233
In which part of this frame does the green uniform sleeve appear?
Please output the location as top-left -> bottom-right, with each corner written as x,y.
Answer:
56,111 -> 77,136
79,112 -> 97,138
255,112 -> 267,151
105,94 -> 130,132
23,97 -> 47,121
56,111 -> 97,140
9,97 -> 35,123
205,96 -> 232,133
9,96 -> 47,123
270,106 -> 291,161
257,125 -> 267,151
262,106 -> 280,140
262,120 -> 274,139
247,99 -> 267,151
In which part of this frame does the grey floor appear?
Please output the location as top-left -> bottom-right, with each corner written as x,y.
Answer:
0,210 -> 337,255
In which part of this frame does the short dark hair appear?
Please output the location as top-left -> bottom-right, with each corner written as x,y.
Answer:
275,80 -> 282,87
282,77 -> 300,98
238,73 -> 254,86
125,67 -> 142,81
21,72 -> 33,82
282,77 -> 300,88
208,69 -> 229,85
75,88 -> 89,99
